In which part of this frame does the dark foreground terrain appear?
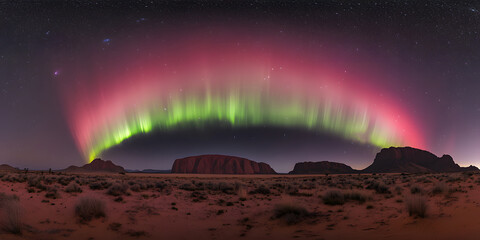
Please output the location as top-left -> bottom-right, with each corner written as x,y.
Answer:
1,171 -> 480,239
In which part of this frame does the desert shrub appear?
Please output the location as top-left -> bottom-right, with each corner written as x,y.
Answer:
45,187 -> 60,199
344,191 -> 368,203
299,181 -> 316,190
322,190 -> 345,205
107,183 -> 129,196
2,174 -> 23,183
57,176 -> 73,186
432,182 -> 447,195
205,181 -> 235,192
249,185 -> 270,195
0,193 -> 22,234
406,195 -> 427,218
179,183 -> 196,191
410,185 -> 423,194
44,177 -> 56,185
129,184 -> 141,192
155,181 -> 167,190
286,185 -> 299,195
366,181 -> 390,194
218,182 -> 235,194
89,182 -> 103,190
191,191 -> 207,202
75,196 -> 106,223
446,176 -> 462,183
272,203 -> 310,225
136,182 -> 147,191
65,182 -> 82,193
27,176 -> 47,191
101,181 -> 112,189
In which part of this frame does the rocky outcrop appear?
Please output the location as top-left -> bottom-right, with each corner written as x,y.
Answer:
63,159 -> 125,173
363,147 -> 478,173
171,155 -> 276,174
0,164 -> 19,172
289,161 -> 357,174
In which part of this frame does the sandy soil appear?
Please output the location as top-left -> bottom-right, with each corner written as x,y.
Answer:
0,171 -> 479,240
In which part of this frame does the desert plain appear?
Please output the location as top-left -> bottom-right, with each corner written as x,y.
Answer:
1,171 -> 480,240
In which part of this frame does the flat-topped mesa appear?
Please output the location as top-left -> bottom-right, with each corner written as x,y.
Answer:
363,147 -> 479,173
63,158 -> 125,173
171,155 -> 276,174
289,161 -> 358,174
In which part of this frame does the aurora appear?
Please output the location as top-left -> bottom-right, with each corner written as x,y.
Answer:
58,32 -> 425,162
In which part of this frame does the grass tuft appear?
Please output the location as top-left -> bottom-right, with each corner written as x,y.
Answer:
406,195 -> 428,218
75,196 -> 106,223
0,193 -> 22,234
273,203 -> 310,225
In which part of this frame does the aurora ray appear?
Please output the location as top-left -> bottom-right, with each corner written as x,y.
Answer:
58,33 -> 425,162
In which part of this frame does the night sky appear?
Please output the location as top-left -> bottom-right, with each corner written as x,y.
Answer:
1,1 -> 479,172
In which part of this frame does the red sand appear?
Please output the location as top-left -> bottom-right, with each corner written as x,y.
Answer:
0,172 -> 479,240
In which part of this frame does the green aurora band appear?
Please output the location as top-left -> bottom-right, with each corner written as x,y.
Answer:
83,86 -> 416,162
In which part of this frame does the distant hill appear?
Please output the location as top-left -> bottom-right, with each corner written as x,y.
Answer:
363,147 -> 479,173
126,169 -> 171,173
289,161 -> 358,174
0,164 -> 19,172
171,154 -> 276,174
287,147 -> 478,174
63,159 -> 125,173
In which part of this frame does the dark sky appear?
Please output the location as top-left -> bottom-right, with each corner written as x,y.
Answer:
1,1 -> 479,172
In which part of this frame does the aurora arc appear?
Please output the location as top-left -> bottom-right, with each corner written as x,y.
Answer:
59,33 -> 425,162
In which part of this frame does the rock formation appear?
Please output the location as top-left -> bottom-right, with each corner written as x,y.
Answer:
63,159 -> 125,173
289,161 -> 357,174
363,147 -> 478,173
171,155 -> 276,174
0,164 -> 19,172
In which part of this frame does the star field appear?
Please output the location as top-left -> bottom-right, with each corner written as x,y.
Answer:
1,1 -> 479,172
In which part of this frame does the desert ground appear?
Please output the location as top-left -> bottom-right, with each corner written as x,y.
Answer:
1,171 -> 480,240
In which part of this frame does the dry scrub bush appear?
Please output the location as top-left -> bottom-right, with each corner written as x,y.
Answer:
410,185 -> 423,194
75,196 -> 106,223
406,195 -> 427,218
107,183 -> 129,196
45,187 -> 60,199
65,182 -> 82,193
322,190 -> 345,205
322,190 -> 368,205
344,191 -> 368,203
366,181 -> 390,194
273,203 -> 311,225
0,193 -> 22,234
249,185 -> 270,195
432,181 -> 448,195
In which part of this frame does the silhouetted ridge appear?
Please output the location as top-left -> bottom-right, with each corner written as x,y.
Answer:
0,164 -> 19,172
363,147 -> 478,173
63,158 -> 125,173
289,161 -> 358,174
